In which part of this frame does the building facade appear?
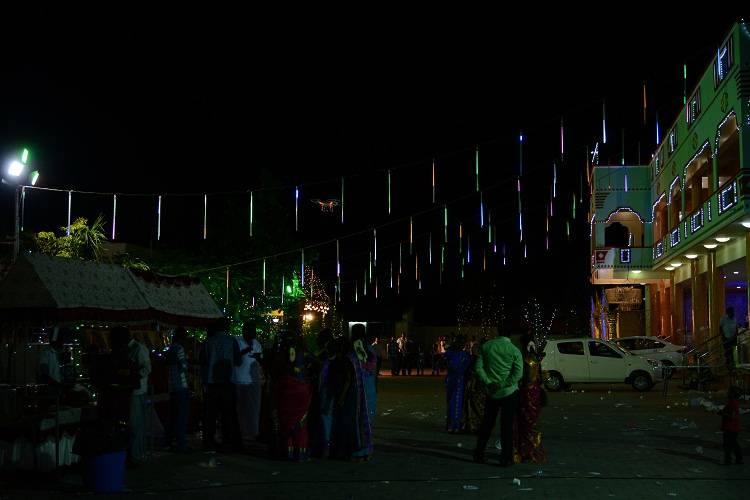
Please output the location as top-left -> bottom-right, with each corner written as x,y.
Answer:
591,22 -> 750,365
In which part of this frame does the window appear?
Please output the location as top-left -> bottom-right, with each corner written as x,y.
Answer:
686,91 -> 701,126
684,145 -> 712,214
653,194 -> 668,243
616,338 -> 636,350
588,341 -> 622,358
669,179 -> 681,230
717,114 -> 740,189
644,340 -> 665,349
668,128 -> 678,154
714,37 -> 733,86
557,342 -> 584,355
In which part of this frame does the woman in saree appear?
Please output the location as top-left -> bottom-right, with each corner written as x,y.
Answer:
462,337 -> 488,434
444,335 -> 472,433
272,333 -> 313,461
331,336 -> 374,461
513,332 -> 546,464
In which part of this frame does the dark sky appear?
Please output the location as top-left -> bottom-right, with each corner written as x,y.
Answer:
0,12 -> 743,322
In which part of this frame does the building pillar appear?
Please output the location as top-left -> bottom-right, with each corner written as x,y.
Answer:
669,271 -> 676,341
691,259 -> 707,345
707,250 -> 719,360
644,285 -> 652,337
746,234 -> 750,325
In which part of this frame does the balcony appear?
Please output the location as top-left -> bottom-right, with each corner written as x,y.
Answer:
653,173 -> 746,264
592,247 -> 653,271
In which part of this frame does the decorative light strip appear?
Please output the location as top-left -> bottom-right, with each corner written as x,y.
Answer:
670,228 -> 680,247
604,207 -> 646,224
157,195 -> 162,241
719,181 -> 738,213
203,194 -> 207,240
620,248 -> 631,263
651,192 -> 666,221
67,190 -> 72,236
112,194 -> 117,240
295,186 -> 299,231
340,177 -> 345,224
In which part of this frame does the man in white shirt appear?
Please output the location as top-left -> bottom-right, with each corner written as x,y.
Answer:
234,321 -> 263,445
117,326 -> 151,464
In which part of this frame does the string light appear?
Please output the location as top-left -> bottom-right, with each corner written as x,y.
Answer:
428,232 -> 432,265
262,258 -> 266,295
560,116 -> 564,158
156,195 -> 162,240
67,190 -> 72,236
112,194 -> 117,240
480,191 -> 484,228
301,249 -> 305,288
467,235 -> 471,264
602,99 -> 607,144
387,169 -> 392,215
295,186 -> 299,231
369,251 -> 372,284
409,216 -> 413,254
553,162 -> 557,198
337,239 -> 341,296
203,194 -> 207,240
432,157 -> 436,203
390,261 -> 393,288
226,267 -> 230,305
656,111 -> 660,145
373,228 -> 377,265
642,81 -> 647,125
488,211 -> 492,244
517,179 -> 523,242
683,62 -> 687,105
444,205 -> 448,243
621,128 -> 625,165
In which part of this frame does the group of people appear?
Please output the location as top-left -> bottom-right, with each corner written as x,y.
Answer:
165,319 -> 378,462
443,328 -> 546,466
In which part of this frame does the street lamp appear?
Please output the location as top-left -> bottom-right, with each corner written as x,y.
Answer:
1,148 -> 38,261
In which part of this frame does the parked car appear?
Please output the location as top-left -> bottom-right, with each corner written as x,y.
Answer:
611,336 -> 685,367
541,338 -> 662,392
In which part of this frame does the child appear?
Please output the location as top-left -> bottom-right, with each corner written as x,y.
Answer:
718,386 -> 743,465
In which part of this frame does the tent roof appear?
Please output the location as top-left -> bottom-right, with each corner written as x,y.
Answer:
0,254 -> 223,327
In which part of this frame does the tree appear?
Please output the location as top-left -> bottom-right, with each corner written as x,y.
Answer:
31,215 -> 107,261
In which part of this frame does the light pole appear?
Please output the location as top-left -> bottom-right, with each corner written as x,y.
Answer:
2,148 -> 38,261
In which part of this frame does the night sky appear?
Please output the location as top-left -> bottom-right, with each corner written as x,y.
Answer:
0,13 -> 743,325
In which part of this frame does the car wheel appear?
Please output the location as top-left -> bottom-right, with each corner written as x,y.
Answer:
544,371 -> 564,392
660,360 -> 674,379
631,371 -> 652,392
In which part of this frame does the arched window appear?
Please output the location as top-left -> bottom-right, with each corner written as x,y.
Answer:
605,208 -> 645,247
684,144 -> 712,215
717,113 -> 739,188
669,178 -> 681,229
652,195 -> 668,243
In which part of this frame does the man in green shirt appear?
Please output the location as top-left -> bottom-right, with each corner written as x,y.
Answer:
473,328 -> 523,466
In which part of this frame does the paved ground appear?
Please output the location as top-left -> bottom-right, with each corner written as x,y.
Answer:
2,375 -> 749,499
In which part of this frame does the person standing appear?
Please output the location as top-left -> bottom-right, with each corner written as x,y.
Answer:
122,327 -> 151,464
718,386 -> 743,465
473,327 -> 523,467
38,334 -> 64,386
165,328 -> 190,452
513,332 -> 546,464
235,321 -> 263,446
444,336 -> 471,432
389,337 -> 400,376
200,319 -> 242,451
720,307 -> 739,370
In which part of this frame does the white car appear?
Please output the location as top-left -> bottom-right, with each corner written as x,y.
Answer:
611,336 -> 685,367
541,338 -> 662,392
